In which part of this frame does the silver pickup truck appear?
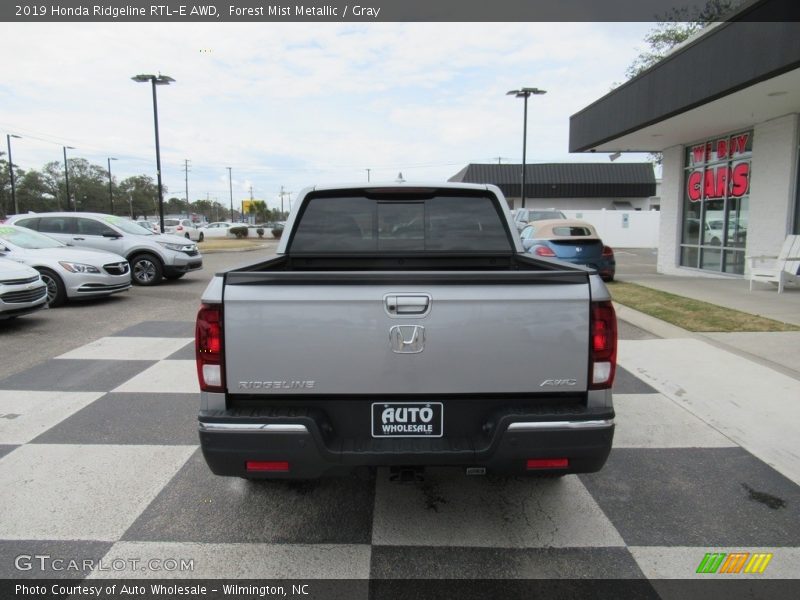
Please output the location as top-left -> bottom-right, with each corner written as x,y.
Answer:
195,183 -> 616,480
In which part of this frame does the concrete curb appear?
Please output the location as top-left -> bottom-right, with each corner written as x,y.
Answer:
614,302 -> 800,382
199,243 -> 277,255
613,303 -> 691,339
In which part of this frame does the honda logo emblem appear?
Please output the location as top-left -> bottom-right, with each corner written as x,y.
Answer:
389,325 -> 425,354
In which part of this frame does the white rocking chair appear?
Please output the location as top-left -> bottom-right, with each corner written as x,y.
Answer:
747,235 -> 800,293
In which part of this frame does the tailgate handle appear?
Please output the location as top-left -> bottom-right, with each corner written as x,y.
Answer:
385,294 -> 430,315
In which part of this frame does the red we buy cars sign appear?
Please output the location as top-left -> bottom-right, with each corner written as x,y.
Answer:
686,133 -> 751,202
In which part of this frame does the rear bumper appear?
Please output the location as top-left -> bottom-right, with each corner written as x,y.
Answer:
198,409 -> 614,479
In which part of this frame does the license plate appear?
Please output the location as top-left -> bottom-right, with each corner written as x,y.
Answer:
371,402 -> 443,438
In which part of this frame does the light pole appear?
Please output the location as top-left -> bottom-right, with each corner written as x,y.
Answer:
132,73 -> 175,232
227,167 -> 233,221
63,145 -> 76,211
506,87 -> 546,209
6,134 -> 21,215
107,157 -> 117,214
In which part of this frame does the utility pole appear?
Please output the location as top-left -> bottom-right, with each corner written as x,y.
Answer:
184,159 -> 191,219
227,167 -> 234,221
248,185 -> 254,224
279,185 -> 285,214
366,168 -> 371,182
494,156 -> 503,165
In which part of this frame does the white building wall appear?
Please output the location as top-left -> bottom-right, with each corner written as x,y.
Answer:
747,113 -> 799,265
562,209 -> 660,247
508,196 -> 651,212
657,146 -> 686,275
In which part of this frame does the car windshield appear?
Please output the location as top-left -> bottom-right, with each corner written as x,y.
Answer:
103,216 -> 155,235
0,225 -> 65,249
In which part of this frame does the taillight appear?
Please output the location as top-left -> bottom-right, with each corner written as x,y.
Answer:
177,225 -> 184,231
196,304 -> 225,393
602,245 -> 614,257
534,245 -> 556,257
589,301 -> 617,390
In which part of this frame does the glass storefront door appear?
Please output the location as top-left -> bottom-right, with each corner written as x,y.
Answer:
680,131 -> 752,274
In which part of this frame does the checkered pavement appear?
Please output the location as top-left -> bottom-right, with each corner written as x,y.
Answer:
0,321 -> 798,582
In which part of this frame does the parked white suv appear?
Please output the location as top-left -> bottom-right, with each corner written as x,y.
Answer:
8,213 -> 203,286
163,218 -> 204,242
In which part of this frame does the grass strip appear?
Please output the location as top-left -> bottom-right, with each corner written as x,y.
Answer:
607,281 -> 800,332
198,239 -> 276,251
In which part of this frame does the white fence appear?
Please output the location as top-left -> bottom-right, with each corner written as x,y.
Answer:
561,209 -> 660,248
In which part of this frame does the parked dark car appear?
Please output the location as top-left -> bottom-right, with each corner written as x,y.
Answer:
520,219 -> 615,281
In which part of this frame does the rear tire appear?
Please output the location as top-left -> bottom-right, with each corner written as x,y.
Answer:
129,253 -> 163,286
198,232 -> 204,242
38,268 -> 67,307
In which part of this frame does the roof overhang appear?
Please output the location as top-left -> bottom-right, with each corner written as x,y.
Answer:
587,68 -> 800,152
569,5 -> 800,153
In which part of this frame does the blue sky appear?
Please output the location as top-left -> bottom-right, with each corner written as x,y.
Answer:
1,22 -> 655,211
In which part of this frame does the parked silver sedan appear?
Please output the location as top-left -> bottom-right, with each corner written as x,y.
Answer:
0,225 -> 131,307
0,257 -> 47,319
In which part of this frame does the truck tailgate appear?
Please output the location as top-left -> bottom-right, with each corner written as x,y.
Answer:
223,271 -> 590,396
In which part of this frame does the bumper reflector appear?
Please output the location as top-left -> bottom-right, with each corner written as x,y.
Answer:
527,458 -> 569,469
246,461 -> 289,472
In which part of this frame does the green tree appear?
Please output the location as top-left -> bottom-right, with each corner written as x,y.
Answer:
65,158 -> 110,213
118,175 -> 162,220
0,151 -> 27,217
252,200 -> 267,222
16,171 -> 55,213
190,198 -> 212,221
625,1 -> 734,79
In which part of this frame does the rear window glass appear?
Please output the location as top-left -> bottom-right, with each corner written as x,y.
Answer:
290,194 -> 511,253
551,226 -> 593,237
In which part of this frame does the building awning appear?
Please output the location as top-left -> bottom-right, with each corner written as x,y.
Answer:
449,162 -> 655,198
569,0 -> 800,153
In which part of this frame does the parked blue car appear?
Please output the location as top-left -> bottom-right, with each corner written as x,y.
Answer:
520,219 -> 616,281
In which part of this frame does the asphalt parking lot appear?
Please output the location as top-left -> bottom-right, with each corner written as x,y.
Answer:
0,246 -> 798,592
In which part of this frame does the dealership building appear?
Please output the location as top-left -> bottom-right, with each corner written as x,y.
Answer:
449,163 -> 657,212
569,0 -> 799,277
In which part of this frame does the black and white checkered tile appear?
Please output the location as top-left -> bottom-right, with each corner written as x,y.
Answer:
1,321 -> 798,581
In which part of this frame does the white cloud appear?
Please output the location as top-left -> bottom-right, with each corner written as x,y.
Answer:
1,21 -> 653,207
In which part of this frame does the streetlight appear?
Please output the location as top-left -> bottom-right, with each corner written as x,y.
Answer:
107,157 -> 118,214
6,134 -> 21,215
227,167 -> 233,221
506,87 -> 546,209
132,73 -> 175,232
63,145 -> 76,211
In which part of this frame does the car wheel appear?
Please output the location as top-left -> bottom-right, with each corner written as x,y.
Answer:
198,232 -> 204,242
185,232 -> 190,239
38,268 -> 67,307
130,253 -> 163,286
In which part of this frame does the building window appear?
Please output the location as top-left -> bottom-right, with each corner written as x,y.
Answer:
680,130 -> 752,274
